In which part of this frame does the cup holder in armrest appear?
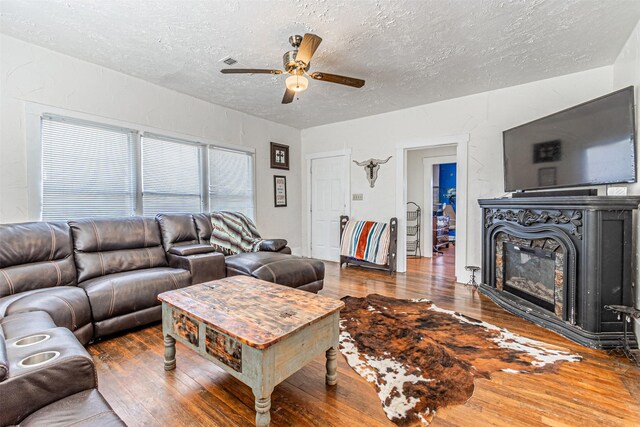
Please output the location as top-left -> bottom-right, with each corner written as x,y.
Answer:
18,351 -> 60,368
14,334 -> 51,347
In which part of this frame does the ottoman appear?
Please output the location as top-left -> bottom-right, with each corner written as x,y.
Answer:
224,252 -> 324,293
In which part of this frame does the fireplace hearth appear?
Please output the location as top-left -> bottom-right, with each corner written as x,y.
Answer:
479,196 -> 640,349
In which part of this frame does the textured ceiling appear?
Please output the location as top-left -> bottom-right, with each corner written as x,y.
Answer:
1,0 -> 640,129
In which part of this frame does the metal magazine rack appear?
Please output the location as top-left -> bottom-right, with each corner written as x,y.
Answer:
406,202 -> 421,257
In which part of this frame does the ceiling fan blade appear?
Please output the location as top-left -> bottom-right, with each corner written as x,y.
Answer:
296,33 -> 322,65
220,69 -> 283,74
310,72 -> 365,88
282,88 -> 295,104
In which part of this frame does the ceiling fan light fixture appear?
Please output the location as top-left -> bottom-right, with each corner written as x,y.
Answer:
285,74 -> 308,92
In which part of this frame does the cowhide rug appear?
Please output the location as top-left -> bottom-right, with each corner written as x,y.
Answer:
339,294 -> 581,426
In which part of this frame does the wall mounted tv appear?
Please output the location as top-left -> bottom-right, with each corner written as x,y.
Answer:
503,86 -> 636,192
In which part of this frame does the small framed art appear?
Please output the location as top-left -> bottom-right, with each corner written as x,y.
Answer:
274,175 -> 287,207
270,142 -> 290,170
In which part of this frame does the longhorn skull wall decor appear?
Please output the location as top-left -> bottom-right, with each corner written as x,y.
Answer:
353,156 -> 392,188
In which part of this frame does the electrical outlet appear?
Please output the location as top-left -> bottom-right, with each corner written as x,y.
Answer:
607,186 -> 628,196
352,193 -> 363,201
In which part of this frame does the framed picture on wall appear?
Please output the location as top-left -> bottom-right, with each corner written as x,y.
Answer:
270,142 -> 290,170
274,175 -> 287,207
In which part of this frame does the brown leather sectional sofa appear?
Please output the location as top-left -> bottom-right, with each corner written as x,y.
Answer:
0,213 -> 324,426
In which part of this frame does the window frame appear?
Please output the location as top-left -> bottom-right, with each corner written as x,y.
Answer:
26,103 -> 257,221
140,132 -> 206,216
40,114 -> 139,220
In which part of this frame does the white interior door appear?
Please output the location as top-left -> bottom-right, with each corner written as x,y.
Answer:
311,156 -> 346,261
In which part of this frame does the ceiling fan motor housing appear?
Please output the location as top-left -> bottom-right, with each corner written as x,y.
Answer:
283,50 -> 309,74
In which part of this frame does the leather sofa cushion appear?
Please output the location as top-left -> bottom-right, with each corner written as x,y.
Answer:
70,217 -> 168,282
0,335 -> 7,382
252,258 -> 325,289
168,244 -> 217,256
0,311 -> 56,341
0,287 -> 92,336
156,213 -> 199,251
259,239 -> 288,252
70,217 -> 162,252
0,256 -> 77,299
224,252 -> 292,276
18,389 -> 125,427
79,267 -> 190,322
193,213 -> 213,245
2,327 -> 97,426
0,222 -> 76,298
0,221 -> 73,268
74,247 -> 168,283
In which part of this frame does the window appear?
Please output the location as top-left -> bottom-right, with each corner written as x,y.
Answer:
41,116 -> 136,220
39,113 -> 256,220
142,135 -> 202,215
209,147 -> 255,219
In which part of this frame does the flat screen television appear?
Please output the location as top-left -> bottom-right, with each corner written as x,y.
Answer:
503,86 -> 636,192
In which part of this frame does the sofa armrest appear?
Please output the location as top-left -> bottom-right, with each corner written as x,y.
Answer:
1,327 -> 97,426
259,239 -> 288,252
167,252 -> 226,285
168,244 -> 217,256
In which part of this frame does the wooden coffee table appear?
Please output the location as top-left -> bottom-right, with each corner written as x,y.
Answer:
157,275 -> 344,426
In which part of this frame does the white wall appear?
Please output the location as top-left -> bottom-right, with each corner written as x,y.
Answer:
406,146 -> 457,254
612,20 -> 640,342
0,35 -> 302,252
301,66 -> 614,277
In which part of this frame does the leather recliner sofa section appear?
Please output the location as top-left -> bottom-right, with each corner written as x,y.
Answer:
159,213 -> 324,293
0,212 -> 324,426
0,216 -> 226,426
0,327 -> 124,426
0,222 -> 94,345
69,217 -> 193,338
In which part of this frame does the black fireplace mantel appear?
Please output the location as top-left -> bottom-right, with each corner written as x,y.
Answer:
478,195 -> 640,349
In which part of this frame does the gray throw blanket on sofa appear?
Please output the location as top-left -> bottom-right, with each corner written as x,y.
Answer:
209,211 -> 264,255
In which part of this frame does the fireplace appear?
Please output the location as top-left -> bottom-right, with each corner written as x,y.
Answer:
479,196 -> 640,349
504,243 -> 556,312
495,233 -> 565,318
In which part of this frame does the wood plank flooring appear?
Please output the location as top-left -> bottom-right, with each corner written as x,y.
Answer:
88,249 -> 640,426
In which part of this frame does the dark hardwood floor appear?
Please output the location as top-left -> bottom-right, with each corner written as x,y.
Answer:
89,248 -> 640,426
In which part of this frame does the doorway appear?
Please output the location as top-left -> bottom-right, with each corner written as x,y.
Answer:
394,134 -> 469,281
307,151 -> 350,261
423,156 -> 457,257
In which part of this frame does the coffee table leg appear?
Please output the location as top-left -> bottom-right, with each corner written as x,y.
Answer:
254,395 -> 271,427
326,346 -> 338,386
164,335 -> 176,371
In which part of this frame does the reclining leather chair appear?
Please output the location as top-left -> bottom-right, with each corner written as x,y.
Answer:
69,217 -> 193,338
0,222 -> 93,344
0,328 -> 124,426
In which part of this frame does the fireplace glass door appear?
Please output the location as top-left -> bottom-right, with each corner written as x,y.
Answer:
503,243 -> 556,312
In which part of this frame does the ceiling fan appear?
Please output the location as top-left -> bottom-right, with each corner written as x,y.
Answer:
220,33 -> 365,104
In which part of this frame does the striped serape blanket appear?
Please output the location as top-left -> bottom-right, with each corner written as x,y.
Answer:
340,220 -> 391,265
210,211 -> 263,255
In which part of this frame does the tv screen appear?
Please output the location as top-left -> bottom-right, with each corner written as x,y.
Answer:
503,87 -> 636,192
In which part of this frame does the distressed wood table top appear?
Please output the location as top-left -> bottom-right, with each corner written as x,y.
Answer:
158,275 -> 344,350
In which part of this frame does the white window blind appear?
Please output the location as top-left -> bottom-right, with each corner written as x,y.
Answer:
142,135 -> 202,215
41,116 -> 136,220
209,147 -> 255,219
